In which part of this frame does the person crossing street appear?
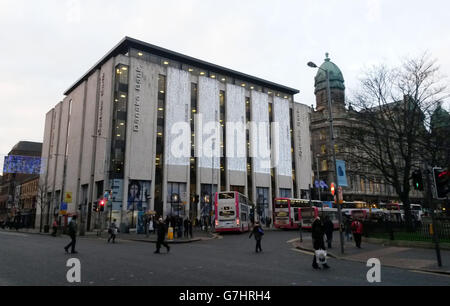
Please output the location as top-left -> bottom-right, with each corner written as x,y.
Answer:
154,217 -> 170,254
311,216 -> 330,270
249,222 -> 264,253
64,215 -> 78,254
108,219 -> 118,244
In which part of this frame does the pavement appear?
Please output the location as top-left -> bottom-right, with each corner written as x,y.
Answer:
292,233 -> 450,275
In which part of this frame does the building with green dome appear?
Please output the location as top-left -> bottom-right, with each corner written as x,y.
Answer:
309,54 -> 424,205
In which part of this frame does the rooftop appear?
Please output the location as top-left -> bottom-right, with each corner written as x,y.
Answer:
10,141 -> 42,155
64,37 -> 299,96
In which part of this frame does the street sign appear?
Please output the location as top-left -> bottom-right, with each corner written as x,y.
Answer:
60,202 -> 68,215
104,191 -> 110,199
64,192 -> 73,203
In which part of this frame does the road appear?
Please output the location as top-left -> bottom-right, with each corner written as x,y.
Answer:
0,229 -> 449,286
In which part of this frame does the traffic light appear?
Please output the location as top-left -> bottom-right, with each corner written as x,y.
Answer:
412,170 -> 424,191
330,183 -> 336,196
99,199 -> 106,212
434,168 -> 450,199
93,201 -> 98,212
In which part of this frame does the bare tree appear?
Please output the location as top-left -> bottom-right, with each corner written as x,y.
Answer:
36,181 -> 50,232
342,53 -> 448,230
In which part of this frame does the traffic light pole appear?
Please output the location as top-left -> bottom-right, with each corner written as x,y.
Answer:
425,164 -> 442,267
325,70 -> 344,255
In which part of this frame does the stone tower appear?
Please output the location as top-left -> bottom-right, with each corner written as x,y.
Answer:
314,53 -> 346,114
310,53 -> 347,201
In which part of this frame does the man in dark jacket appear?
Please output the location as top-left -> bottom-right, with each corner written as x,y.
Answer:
249,222 -> 264,253
155,217 -> 170,254
323,216 -> 334,249
64,215 -> 78,254
311,217 -> 330,270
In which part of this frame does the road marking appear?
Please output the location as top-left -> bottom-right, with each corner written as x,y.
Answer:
287,238 -> 300,243
409,270 -> 450,278
0,231 -> 28,238
291,248 -> 314,256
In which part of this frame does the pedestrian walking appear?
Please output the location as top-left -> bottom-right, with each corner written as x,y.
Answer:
177,217 -> 183,238
148,217 -> 155,235
64,215 -> 78,254
311,216 -> 330,270
51,219 -> 58,237
344,216 -> 352,241
351,218 -> 364,248
249,222 -> 264,253
108,219 -> 118,243
154,217 -> 170,254
184,218 -> 189,238
323,216 -> 334,249
188,218 -> 193,239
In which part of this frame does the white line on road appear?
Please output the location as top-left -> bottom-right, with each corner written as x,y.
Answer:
291,248 -> 314,256
0,231 -> 28,238
409,270 -> 450,278
287,238 -> 300,243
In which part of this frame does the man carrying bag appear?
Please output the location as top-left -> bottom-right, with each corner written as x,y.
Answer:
311,216 -> 330,270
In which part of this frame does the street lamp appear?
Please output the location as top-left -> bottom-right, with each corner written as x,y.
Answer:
308,57 -> 345,255
203,194 -> 210,231
316,154 -> 323,216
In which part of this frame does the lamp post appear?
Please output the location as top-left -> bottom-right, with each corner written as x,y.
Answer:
203,194 -> 210,231
308,58 -> 345,255
316,154 -> 323,215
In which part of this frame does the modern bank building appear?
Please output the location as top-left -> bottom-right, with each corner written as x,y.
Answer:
37,37 -> 313,232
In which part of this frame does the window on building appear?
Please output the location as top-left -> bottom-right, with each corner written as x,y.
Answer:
190,83 -> 198,213
110,65 -> 129,179
154,75 -> 167,216
280,188 -> 292,198
360,178 -> 365,192
246,97 -> 253,203
220,90 -> 226,191
321,160 -> 328,171
319,130 -> 326,140
256,187 -> 269,222
167,182 -> 187,218
200,184 -> 218,220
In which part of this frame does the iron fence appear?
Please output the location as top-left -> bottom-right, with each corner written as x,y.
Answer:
363,216 -> 450,243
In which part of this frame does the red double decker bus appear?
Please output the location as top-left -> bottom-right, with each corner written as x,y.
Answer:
273,198 -> 321,229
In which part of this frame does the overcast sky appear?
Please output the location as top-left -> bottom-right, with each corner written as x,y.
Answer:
1,0 -> 450,173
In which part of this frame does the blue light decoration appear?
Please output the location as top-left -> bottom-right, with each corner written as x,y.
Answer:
3,155 -> 45,175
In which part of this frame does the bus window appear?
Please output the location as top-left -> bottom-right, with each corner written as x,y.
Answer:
274,199 -> 289,208
219,206 -> 235,218
219,192 -> 235,200
293,208 -> 300,223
